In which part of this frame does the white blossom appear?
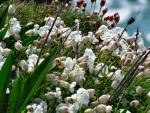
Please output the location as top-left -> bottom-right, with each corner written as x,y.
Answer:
76,88 -> 90,106
111,70 -> 124,82
83,48 -> 96,73
98,94 -> 110,104
8,4 -> 16,15
14,40 -> 23,50
69,82 -> 77,93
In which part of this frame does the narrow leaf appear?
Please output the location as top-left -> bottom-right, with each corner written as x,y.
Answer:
17,49 -> 57,112
0,5 -> 8,29
0,52 -> 14,112
7,76 -> 23,113
22,34 -> 39,46
0,25 -> 8,41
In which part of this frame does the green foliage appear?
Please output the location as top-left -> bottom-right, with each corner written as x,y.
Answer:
0,52 -> 14,112
22,34 -> 40,46
0,25 -> 8,41
7,76 -> 24,113
14,2 -> 57,25
0,3 -> 9,29
17,48 -> 57,113
0,49 -> 57,112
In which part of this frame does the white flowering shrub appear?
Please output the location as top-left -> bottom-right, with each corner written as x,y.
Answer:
0,0 -> 150,113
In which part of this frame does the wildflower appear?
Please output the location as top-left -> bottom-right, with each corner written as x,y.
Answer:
102,8 -> 108,15
136,86 -> 143,95
19,60 -> 28,72
70,65 -> 85,85
56,87 -> 62,100
8,4 -> 16,15
14,40 -> 23,50
2,48 -> 11,56
64,57 -> 75,71
76,88 -> 90,106
94,104 -> 106,113
98,94 -> 110,104
111,70 -> 124,82
69,82 -> 77,93
127,17 -> 135,25
9,18 -> 21,39
94,63 -> 108,77
130,100 -> 139,108
111,80 -> 119,89
100,0 -> 106,7
59,80 -> 70,89
87,89 -> 95,98
108,40 -> 117,50
83,48 -> 96,73
106,105 -> 112,113
91,101 -> 100,107
83,3 -> 87,8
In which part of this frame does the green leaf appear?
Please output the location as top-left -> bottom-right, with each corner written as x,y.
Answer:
0,25 -> 8,41
7,76 -> 23,113
0,5 -> 8,29
0,0 -> 9,4
22,34 -> 39,46
17,48 -> 57,113
0,52 -> 14,112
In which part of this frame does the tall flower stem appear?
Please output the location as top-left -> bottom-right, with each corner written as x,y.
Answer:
35,0 -> 68,66
107,50 -> 150,104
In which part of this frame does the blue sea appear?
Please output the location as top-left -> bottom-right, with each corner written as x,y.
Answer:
73,0 -> 150,47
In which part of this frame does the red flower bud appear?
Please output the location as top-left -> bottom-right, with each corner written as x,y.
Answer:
76,1 -> 82,7
80,0 -> 84,4
114,14 -> 120,23
83,3 -> 87,8
114,13 -> 119,17
111,23 -> 116,28
93,21 -> 97,31
102,8 -> 108,15
100,0 -> 106,7
127,17 -> 135,25
104,16 -> 110,21
109,15 -> 114,21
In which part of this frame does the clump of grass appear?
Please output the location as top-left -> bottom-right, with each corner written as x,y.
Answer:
14,2 -> 58,25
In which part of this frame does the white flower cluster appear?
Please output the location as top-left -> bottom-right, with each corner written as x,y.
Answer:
8,16 -> 148,113
5,18 -> 21,40
26,100 -> 47,113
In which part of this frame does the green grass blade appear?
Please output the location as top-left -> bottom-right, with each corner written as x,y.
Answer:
7,76 -> 23,113
0,25 -> 8,41
22,34 -> 39,46
0,5 -> 8,29
0,51 -> 14,112
17,48 -> 57,113
0,0 -> 9,4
